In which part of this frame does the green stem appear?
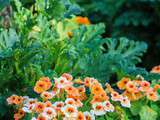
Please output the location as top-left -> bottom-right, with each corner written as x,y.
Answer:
84,94 -> 93,106
105,114 -> 108,120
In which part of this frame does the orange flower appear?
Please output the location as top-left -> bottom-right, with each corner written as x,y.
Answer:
77,86 -> 85,93
76,111 -> 85,120
40,91 -> 54,101
111,91 -> 122,101
53,101 -> 64,112
123,90 -> 143,101
147,91 -> 158,101
39,77 -> 52,89
73,98 -> 83,107
14,96 -> 23,105
151,65 -> 160,73
79,92 -> 87,101
105,83 -> 114,93
91,92 -> 109,104
126,81 -> 138,93
103,101 -> 114,112
120,96 -> 131,108
37,115 -> 47,120
45,101 -> 52,107
34,80 -> 49,94
91,84 -> 103,95
99,92 -> 109,101
75,16 -> 90,25
61,104 -> 78,117
65,86 -> 79,96
153,84 -> 160,91
91,95 -> 103,104
77,86 -> 87,101
14,109 -> 25,120
84,77 -> 91,87
139,81 -> 150,92
65,98 -> 76,106
62,73 -> 73,81
35,102 -> 45,113
28,98 -> 37,106
117,77 -> 130,90
7,95 -> 23,105
92,102 -> 106,116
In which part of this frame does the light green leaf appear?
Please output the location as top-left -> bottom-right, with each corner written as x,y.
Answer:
139,106 -> 157,120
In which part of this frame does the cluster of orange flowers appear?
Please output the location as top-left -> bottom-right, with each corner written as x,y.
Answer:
7,73 -> 159,120
117,76 -> 160,101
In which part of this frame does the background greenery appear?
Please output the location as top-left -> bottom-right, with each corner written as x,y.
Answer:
77,0 -> 160,69
0,0 -> 160,120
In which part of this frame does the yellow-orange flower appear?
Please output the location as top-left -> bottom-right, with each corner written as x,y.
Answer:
91,84 -> 103,95
117,77 -> 130,90
34,80 -> 49,94
75,16 -> 90,25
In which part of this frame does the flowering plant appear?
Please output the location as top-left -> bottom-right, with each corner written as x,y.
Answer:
7,73 -> 160,120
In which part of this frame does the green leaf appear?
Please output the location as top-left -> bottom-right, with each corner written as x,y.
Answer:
0,29 -> 18,50
139,106 -> 157,120
130,101 -> 143,116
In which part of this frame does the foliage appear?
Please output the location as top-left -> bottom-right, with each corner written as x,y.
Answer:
76,0 -> 160,69
0,0 -> 160,119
